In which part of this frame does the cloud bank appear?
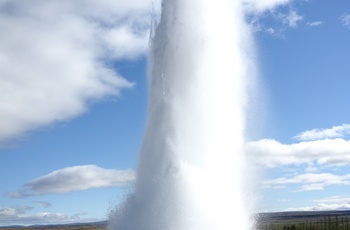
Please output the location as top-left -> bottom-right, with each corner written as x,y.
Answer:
9,165 -> 135,197
0,0 -> 160,145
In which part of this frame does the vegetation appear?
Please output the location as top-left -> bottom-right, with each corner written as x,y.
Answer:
258,215 -> 350,230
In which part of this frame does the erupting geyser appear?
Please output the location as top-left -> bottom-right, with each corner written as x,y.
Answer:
109,0 -> 257,229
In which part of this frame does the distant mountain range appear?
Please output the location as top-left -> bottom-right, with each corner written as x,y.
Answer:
0,220 -> 107,229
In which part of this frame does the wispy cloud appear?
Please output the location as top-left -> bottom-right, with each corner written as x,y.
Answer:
263,173 -> 350,192
243,0 -> 291,13
248,6 -> 303,37
0,206 -> 98,226
340,13 -> 350,28
0,0 -> 161,146
8,165 -> 135,198
307,21 -> 323,27
32,201 -> 52,208
281,10 -> 303,28
294,124 -> 350,141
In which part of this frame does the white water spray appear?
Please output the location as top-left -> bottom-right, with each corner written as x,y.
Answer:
109,0 -> 256,229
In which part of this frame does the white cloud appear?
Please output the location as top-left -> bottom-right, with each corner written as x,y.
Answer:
340,13 -> 350,28
247,138 -> 350,168
9,165 -> 135,197
307,21 -> 323,27
0,206 -> 98,226
263,173 -> 350,192
0,0 -> 162,146
294,124 -> 350,141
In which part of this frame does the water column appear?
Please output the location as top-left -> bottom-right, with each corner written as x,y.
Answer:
108,0 -> 256,229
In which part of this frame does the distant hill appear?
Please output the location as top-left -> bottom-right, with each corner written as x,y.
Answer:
0,220 -> 107,230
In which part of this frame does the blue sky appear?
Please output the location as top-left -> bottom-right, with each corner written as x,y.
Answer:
1,0 -> 350,226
